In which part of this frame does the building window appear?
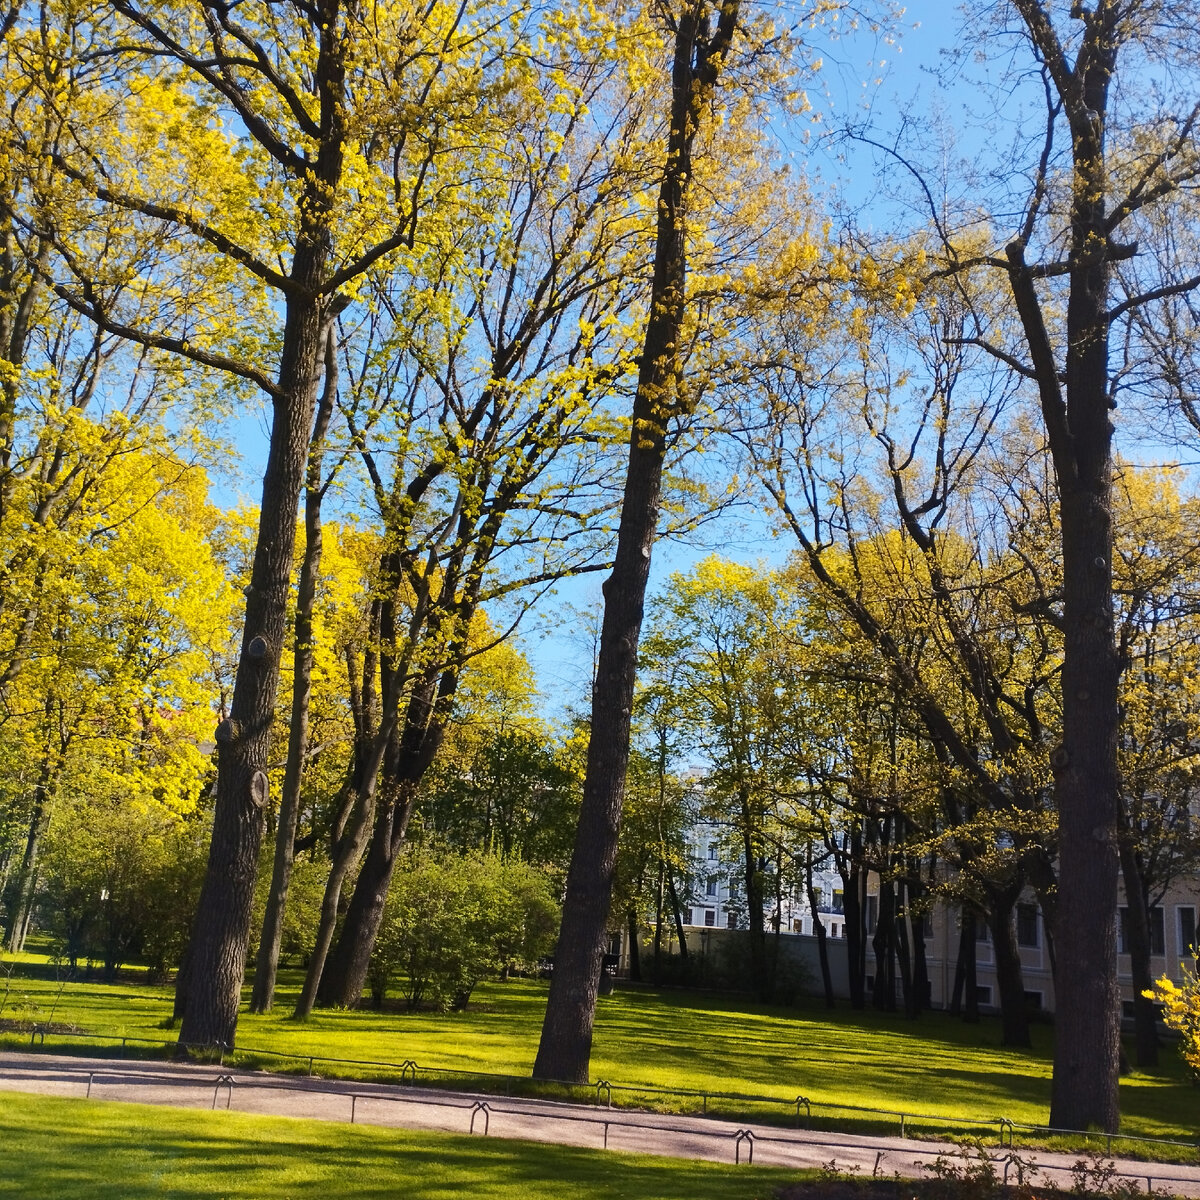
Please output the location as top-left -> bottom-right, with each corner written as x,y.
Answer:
704,909 -> 716,927
865,894 -> 878,935
727,912 -> 737,929
1151,906 -> 1165,955
791,918 -> 803,933
832,889 -> 845,915
1016,903 -> 1039,948
708,844 -> 717,860
975,920 -> 990,942
1118,906 -> 1166,955
688,908 -> 699,926
1180,906 -> 1197,957
813,887 -> 824,911
706,879 -> 718,897
975,985 -> 993,1005
1023,991 -> 1043,1009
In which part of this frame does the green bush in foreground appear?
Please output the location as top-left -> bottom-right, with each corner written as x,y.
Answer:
0,1091 -> 793,1200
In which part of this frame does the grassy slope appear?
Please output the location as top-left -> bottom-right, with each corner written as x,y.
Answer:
0,1091 -> 796,1199
0,962 -> 1192,1147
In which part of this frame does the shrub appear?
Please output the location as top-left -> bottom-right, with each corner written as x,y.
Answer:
368,849 -> 559,1011
1146,961 -> 1200,1077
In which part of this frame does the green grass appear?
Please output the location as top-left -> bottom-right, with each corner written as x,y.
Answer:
1,955 -> 1196,1159
0,1091 -> 798,1199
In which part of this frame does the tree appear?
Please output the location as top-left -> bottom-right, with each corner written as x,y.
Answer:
743,259 -> 1064,1047
1109,469 -> 1200,1067
641,558 -> 798,1001
0,447 -> 237,953
30,0 -> 522,1050
533,0 -> 748,1087
930,1 -> 1200,1129
42,796 -> 210,981
304,23 -> 668,1011
250,326 -> 340,1013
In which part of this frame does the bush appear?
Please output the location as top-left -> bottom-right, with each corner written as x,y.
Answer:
1146,961 -> 1200,1077
368,849 -> 559,1011
41,798 -> 209,980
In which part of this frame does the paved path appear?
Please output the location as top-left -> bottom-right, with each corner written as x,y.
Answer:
2,1051 -> 1198,1194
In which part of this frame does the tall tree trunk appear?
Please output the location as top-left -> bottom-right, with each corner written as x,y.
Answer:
895,883 -> 917,1019
532,0 -> 742,1085
1116,814 -> 1158,1068
958,909 -> 980,1023
176,302 -> 327,1047
174,1 -> 349,1051
1008,0 -> 1122,1132
652,860 -> 665,981
872,881 -> 896,1012
908,868 -> 930,1016
626,908 -> 641,982
741,802 -> 769,1001
316,779 -> 416,1006
294,783 -> 376,1018
805,846 -> 834,1008
667,872 -> 690,961
987,891 -> 1031,1048
2,754 -> 54,952
176,263 -> 337,1049
251,326 -> 337,1014
840,828 -> 867,1010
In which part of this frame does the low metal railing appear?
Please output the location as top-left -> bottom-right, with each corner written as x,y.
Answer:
10,1061 -> 1200,1195
5,1022 -> 1198,1164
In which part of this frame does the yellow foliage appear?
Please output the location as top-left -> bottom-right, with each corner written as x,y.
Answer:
1146,964 -> 1200,1077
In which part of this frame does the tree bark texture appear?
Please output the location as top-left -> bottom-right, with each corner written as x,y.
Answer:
1116,818 -> 1159,1068
251,327 -> 337,1014
177,286 -> 328,1049
626,908 -> 642,982
872,880 -> 897,1012
985,889 -> 1031,1048
294,608 -> 385,1018
838,830 -> 867,1009
952,910 -> 980,1023
532,0 -> 742,1086
668,873 -> 690,960
1009,0 -> 1122,1132
177,7 -> 347,1047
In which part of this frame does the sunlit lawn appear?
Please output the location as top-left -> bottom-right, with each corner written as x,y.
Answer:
0,1091 -> 797,1200
1,951 -> 1194,1154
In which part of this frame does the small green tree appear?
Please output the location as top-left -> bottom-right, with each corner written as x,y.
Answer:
368,850 -> 558,1010
41,799 -> 210,980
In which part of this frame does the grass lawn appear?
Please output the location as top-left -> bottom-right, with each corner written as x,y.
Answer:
0,1091 -> 798,1199
1,954 -> 1195,1156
